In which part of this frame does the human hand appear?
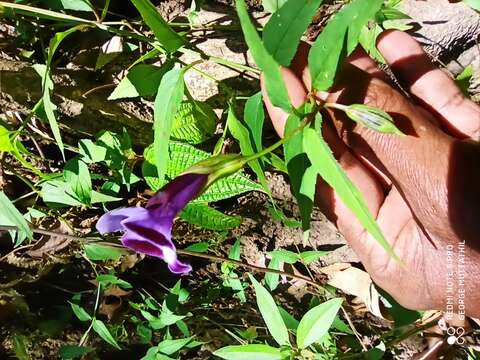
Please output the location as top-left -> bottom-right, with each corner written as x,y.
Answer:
262,30 -> 480,318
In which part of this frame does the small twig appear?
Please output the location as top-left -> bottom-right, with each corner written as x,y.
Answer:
341,306 -> 368,352
177,249 -> 324,288
82,83 -> 116,98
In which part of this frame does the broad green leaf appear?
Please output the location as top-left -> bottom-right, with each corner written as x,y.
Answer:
308,0 -> 383,90
108,63 -> 173,100
284,113 -> 315,234
262,0 -> 287,13
78,139 -> 107,163
455,64 -> 474,96
0,191 -> 33,246
263,0 -> 322,66
184,242 -> 209,253
96,274 -> 132,289
180,203 -> 241,230
84,243 -> 127,261
463,0 -> 480,11
171,101 -> 216,144
92,319 -> 121,349
236,0 -> 291,111
244,92 -> 265,153
297,298 -> 343,349
131,0 -> 184,52
359,24 -> 385,64
58,345 -> 94,359
299,250 -> 329,265
247,274 -> 290,346
153,68 -> 185,182
227,104 -> 269,191
303,121 -> 397,260
0,125 -> 13,152
156,337 -> 193,355
268,250 -> 299,264
214,344 -> 288,360
142,143 -> 263,202
69,302 -> 91,322
265,257 -> 280,291
64,158 -> 92,205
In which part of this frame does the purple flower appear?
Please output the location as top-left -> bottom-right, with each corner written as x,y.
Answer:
96,173 -> 208,274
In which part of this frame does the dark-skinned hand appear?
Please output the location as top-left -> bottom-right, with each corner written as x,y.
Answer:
261,30 -> 480,318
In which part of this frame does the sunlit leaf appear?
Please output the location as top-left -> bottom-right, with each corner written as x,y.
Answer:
0,191 -> 33,246
214,344 -> 285,360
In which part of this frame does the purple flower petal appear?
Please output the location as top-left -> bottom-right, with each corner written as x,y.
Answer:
96,207 -> 149,234
146,173 -> 208,217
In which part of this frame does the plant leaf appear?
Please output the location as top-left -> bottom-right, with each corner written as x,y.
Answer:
58,345 -> 94,359
303,118 -> 397,260
308,0 -> 383,90
264,257 -> 280,291
92,319 -> 121,349
0,191 -> 33,246
131,0 -> 184,52
180,203 -> 242,230
463,0 -> 480,11
171,101 -> 216,144
156,337 -> 193,355
214,344 -> 285,360
296,298 -> 343,349
247,274 -> 290,346
263,0 -> 322,66
142,143 -> 263,202
267,249 -> 299,264
84,243 -> 128,261
300,250 -> 329,264
153,67 -> 185,182
63,158 -> 92,205
244,92 -> 265,153
236,0 -> 291,111
69,302 -> 92,322
262,0 -> 287,13
108,62 -> 173,100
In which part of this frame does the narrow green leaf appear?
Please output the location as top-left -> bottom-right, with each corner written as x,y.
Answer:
108,63 -> 173,100
284,113 -> 315,233
84,243 -> 127,261
184,242 -> 209,253
0,1 -> 96,23
463,0 -> 480,11
153,68 -> 185,182
131,0 -> 184,52
156,337 -> 193,355
92,319 -> 121,349
265,257 -> 280,291
227,104 -> 269,191
244,92 -> 265,153
267,250 -> 299,264
58,345 -> 94,359
229,239 -> 241,261
0,125 -> 14,152
0,191 -> 33,246
263,0 -> 322,66
299,250 -> 329,265
64,158 -> 92,205
278,306 -> 299,331
214,344 -> 284,360
247,274 -> 290,346
13,335 -> 29,360
236,0 -> 291,111
296,298 -> 343,349
308,0 -> 383,90
96,274 -> 132,289
303,119 -> 397,260
180,203 -> 241,230
69,302 -> 92,322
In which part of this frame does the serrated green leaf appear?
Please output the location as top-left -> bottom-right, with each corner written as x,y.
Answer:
108,63 -> 173,100
64,157 -> 92,205
131,0 -> 184,52
142,143 -> 263,203
180,203 -> 241,230
153,68 -> 185,182
308,0 -> 383,90
297,298 -> 343,349
171,101 -> 216,144
214,344 -> 284,360
303,118 -> 398,261
236,0 -> 291,111
92,319 -> 121,349
247,274 -> 290,347
263,0 -> 322,66
0,191 -> 33,246
84,243 -> 127,261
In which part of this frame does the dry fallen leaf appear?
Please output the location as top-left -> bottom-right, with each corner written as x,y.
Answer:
26,221 -> 73,258
98,286 -> 131,320
320,263 -> 384,319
